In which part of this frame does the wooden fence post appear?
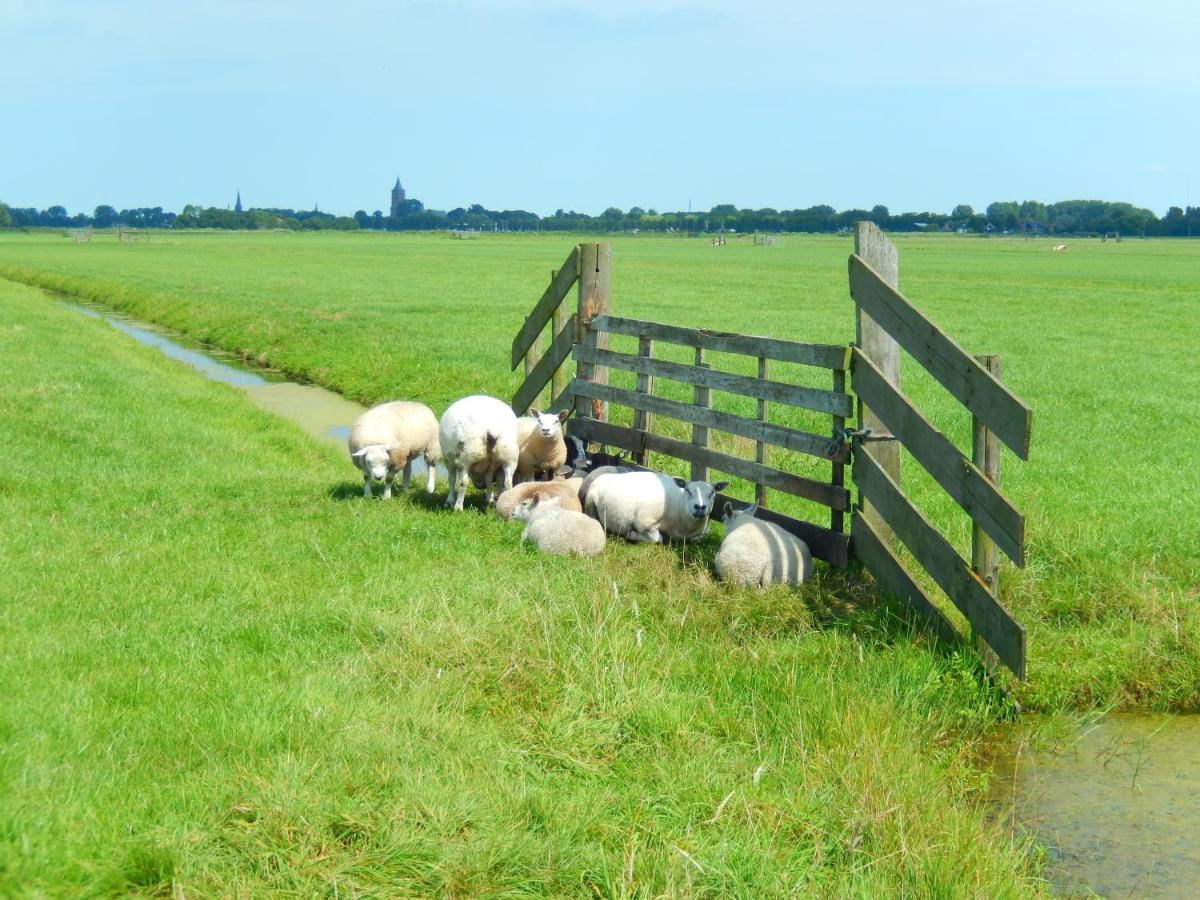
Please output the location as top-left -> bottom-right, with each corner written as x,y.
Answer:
831,366 -> 846,532
756,356 -> 769,507
631,336 -> 654,465
523,290 -> 544,410
972,355 -> 1002,591
691,348 -> 711,482
551,289 -> 571,405
575,242 -> 611,421
853,221 -> 900,533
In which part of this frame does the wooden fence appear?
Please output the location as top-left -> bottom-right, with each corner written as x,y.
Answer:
849,222 -> 1032,679
509,232 -> 1033,678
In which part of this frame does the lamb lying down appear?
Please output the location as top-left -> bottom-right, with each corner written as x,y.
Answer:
513,495 -> 606,557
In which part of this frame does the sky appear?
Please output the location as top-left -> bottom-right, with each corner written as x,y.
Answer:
4,0 -> 1198,218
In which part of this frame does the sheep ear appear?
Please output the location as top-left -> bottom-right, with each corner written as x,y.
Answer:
530,408 -> 542,418
382,442 -> 404,452
722,501 -> 733,518
350,447 -> 370,458
745,503 -> 759,517
672,476 -> 687,488
557,409 -> 570,422
712,481 -> 730,493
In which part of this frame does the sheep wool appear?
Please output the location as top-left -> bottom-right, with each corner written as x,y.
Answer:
514,496 -> 606,557
715,504 -> 812,587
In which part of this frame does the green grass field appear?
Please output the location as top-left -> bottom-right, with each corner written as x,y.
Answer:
2,230 -> 1196,712
0,276 -> 1044,895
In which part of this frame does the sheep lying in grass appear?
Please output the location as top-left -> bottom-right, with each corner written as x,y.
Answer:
714,503 -> 811,587
583,470 -> 729,544
513,495 -> 606,557
348,400 -> 440,498
516,409 -> 569,482
495,477 -> 585,520
439,395 -> 519,511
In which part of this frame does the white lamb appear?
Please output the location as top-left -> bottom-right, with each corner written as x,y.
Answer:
438,395 -> 519,511
714,503 -> 812,587
347,400 -> 440,499
495,477 -> 585,520
583,470 -> 729,544
513,496 -> 606,557
515,409 -> 569,482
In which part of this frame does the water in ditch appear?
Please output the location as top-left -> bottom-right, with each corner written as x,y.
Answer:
63,300 -> 373,449
989,713 -> 1200,897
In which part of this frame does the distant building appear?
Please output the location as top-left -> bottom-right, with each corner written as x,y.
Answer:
234,190 -> 243,213
390,177 -> 406,217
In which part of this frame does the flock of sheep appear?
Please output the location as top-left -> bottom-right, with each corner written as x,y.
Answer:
347,394 -> 812,587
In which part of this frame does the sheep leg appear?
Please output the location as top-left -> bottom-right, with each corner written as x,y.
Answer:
443,462 -> 458,508
401,459 -> 412,492
362,472 -> 373,498
628,526 -> 662,544
502,462 -> 516,494
424,457 -> 437,494
484,469 -> 498,506
455,468 -> 469,511
381,472 -> 394,500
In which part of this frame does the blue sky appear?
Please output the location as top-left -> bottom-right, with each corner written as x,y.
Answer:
4,0 -> 1197,217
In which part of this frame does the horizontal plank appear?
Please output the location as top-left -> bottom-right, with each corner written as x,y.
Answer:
590,315 -> 851,370
853,450 -> 1025,678
510,247 -> 580,369
720,494 -> 850,568
849,255 -> 1033,459
574,345 -> 853,418
852,348 -> 1025,567
511,314 -> 577,415
570,379 -> 849,463
851,512 -> 962,649
572,417 -> 850,510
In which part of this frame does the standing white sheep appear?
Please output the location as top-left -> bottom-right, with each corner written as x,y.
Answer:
439,395 -> 519,511
714,503 -> 812,587
515,409 -> 570,482
583,470 -> 729,543
348,400 -> 440,499
513,495 -> 606,557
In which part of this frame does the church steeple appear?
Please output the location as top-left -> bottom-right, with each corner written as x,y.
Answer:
390,176 -> 406,217
234,190 -> 243,213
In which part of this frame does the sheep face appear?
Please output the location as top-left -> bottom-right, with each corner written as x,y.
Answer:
672,477 -> 730,520
352,444 -> 394,481
514,494 -> 560,522
530,408 -> 569,439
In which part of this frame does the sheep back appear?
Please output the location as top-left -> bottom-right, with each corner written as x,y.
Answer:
495,480 -> 584,520
521,505 -> 606,557
715,517 -> 812,587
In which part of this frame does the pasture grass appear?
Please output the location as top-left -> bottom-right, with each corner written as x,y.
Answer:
1,230 -> 1195,711
0,278 -> 1043,894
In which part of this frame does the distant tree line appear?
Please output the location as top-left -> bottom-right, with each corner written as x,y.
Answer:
2,198 -> 1198,237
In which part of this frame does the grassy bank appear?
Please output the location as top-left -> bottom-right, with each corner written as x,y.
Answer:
0,279 -> 1042,894
1,230 -> 1195,711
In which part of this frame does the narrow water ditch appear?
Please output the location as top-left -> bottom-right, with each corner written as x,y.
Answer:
64,297 -> 368,450
48,292 -> 1200,897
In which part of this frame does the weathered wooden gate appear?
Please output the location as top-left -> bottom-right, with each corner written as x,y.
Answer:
509,230 -> 1032,678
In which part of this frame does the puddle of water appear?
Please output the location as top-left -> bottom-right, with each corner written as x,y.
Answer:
990,714 -> 1200,897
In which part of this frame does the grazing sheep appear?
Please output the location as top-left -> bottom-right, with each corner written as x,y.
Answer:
439,395 -> 519,511
714,503 -> 812,587
348,400 -> 440,499
495,477 -> 585,520
513,496 -> 606,557
583,470 -> 729,544
516,409 -> 570,482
